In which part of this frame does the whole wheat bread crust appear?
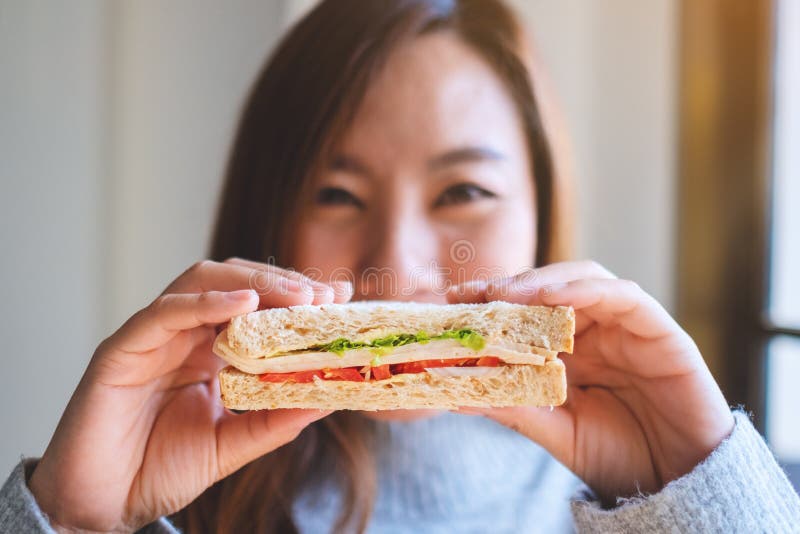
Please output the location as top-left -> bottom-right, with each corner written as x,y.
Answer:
226,301 -> 574,358
218,361 -> 566,410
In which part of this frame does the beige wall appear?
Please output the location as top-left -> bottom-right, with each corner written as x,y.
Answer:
0,0 -> 286,478
0,0 -> 677,476
108,0 -> 285,330
514,0 -> 677,308
1,1 -> 109,478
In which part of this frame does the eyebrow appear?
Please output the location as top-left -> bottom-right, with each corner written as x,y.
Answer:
428,146 -> 506,171
328,145 -> 506,178
329,153 -> 371,176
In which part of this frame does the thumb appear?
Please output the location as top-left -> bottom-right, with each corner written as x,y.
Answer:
214,408 -> 331,480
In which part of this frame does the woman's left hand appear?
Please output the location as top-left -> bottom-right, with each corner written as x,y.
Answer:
447,260 -> 734,505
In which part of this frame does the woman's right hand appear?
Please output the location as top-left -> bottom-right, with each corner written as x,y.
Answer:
27,259 -> 350,533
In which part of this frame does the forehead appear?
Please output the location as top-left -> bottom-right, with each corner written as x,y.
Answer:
336,30 -> 525,165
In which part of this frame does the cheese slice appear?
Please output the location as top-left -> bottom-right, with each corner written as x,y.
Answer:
214,329 -> 554,374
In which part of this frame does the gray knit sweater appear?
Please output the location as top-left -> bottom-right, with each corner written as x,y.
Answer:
1,411 -> 798,533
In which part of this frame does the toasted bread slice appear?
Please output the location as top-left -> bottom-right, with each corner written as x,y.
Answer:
218,360 -> 567,411
224,301 -> 575,359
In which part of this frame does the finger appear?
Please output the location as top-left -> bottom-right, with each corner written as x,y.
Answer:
329,279 -> 355,304
540,278 -> 680,340
214,408 -> 331,480
225,257 -> 354,304
165,260 -> 320,308
559,328 -> 640,387
446,260 -> 616,304
224,257 -> 341,304
562,310 -> 701,385
93,326 -> 218,387
110,290 -> 259,354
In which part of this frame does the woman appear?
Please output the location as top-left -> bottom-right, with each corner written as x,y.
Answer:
2,0 -> 798,532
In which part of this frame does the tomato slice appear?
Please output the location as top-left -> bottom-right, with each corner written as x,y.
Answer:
259,370 -> 323,383
258,356 -> 504,383
323,367 -> 365,381
393,358 -> 472,374
393,357 -> 504,374
370,364 -> 392,380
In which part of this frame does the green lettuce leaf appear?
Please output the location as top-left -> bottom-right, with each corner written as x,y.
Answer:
312,328 -> 485,357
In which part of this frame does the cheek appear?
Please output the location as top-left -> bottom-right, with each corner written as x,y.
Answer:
442,201 -> 536,283
290,220 -> 364,279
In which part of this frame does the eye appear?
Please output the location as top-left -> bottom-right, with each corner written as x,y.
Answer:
434,183 -> 497,207
315,186 -> 364,208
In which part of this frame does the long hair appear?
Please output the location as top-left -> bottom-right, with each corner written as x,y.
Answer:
174,0 -> 573,531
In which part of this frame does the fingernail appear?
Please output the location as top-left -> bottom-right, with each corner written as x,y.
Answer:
250,271 -> 302,294
540,282 -> 567,298
273,276 -> 306,295
493,275 -> 517,288
281,277 -> 304,291
484,279 -> 506,297
226,289 -> 257,302
312,284 -> 335,300
451,279 -> 488,293
485,278 -> 531,303
330,280 -> 354,301
331,279 -> 354,295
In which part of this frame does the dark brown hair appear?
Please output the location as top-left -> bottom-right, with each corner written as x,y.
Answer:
174,0 -> 572,531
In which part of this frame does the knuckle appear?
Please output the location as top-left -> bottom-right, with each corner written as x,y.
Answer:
94,335 -> 114,356
514,267 -> 536,283
223,256 -> 242,264
583,259 -> 616,279
150,294 -> 172,313
187,259 -> 214,275
196,291 -> 214,306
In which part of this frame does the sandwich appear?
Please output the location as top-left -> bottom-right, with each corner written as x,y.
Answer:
213,301 -> 574,411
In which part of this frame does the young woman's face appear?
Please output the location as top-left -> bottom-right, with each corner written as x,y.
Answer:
292,31 -> 537,303
291,31 -> 536,420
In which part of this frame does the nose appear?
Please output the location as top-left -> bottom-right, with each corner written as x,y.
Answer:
357,208 -> 442,303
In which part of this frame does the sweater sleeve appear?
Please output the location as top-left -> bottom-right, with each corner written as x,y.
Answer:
0,458 -> 181,534
570,411 -> 800,533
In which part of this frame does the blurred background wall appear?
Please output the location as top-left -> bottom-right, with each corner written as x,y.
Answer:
0,0 -> 677,476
